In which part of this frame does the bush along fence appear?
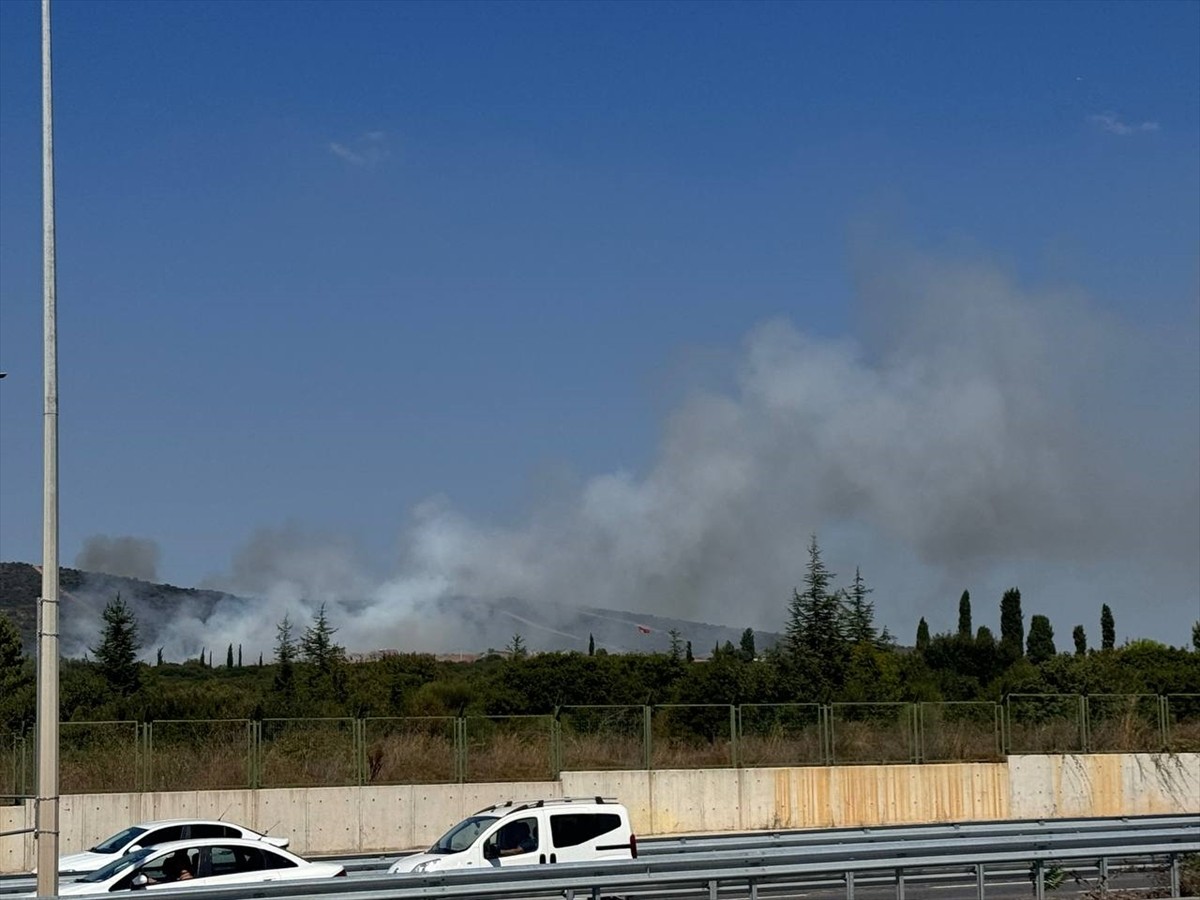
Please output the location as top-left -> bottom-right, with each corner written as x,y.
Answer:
1,693 -> 1196,797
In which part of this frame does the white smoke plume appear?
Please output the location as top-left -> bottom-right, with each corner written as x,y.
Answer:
144,249 -> 1199,659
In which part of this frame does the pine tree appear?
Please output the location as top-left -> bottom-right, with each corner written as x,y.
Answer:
668,629 -> 683,662
1000,588 -> 1024,660
685,641 -> 694,663
155,647 -> 163,666
226,644 -> 234,668
1100,604 -> 1115,651
957,590 -> 972,638
273,614 -> 296,694
92,594 -> 141,695
915,617 -> 930,652
588,633 -> 595,657
1026,615 -> 1055,664
1193,622 -> 1200,653
1072,625 -> 1087,656
506,633 -> 527,658
301,603 -> 346,672
237,645 -> 242,668
845,567 -> 877,644
739,628 -> 756,661
786,535 -> 845,657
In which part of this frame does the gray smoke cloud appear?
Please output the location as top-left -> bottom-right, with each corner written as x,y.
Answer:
75,535 -> 161,582
146,249 -> 1199,658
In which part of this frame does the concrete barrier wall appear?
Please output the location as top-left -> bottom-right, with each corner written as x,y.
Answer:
2,753 -> 1196,873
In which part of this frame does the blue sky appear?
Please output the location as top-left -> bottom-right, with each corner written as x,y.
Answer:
1,0 -> 1197,655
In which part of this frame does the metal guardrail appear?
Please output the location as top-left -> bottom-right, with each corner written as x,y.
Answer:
2,815 -> 1196,898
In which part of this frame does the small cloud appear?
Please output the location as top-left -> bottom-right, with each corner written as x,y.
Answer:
328,131 -> 391,168
1088,112 -> 1160,136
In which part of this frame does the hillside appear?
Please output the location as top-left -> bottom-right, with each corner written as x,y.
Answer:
0,562 -> 779,658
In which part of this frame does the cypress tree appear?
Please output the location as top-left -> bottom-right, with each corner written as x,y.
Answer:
1000,588 -> 1024,660
1100,604 -> 1115,651
957,590 -> 972,638
1072,625 -> 1087,656
915,617 -> 930,652
1026,615 -> 1055,664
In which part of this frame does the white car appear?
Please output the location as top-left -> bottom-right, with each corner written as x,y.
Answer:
43,838 -> 345,895
54,820 -> 289,874
389,797 -> 636,874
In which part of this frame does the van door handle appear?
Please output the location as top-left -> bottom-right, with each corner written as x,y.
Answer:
539,854 -> 546,864
550,853 -> 557,864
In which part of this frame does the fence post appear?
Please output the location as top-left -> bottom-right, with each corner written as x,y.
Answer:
1158,695 -> 1168,750
454,718 -> 466,784
1082,696 -> 1091,753
729,706 -> 738,769
643,706 -> 653,771
909,704 -> 919,764
823,705 -> 833,766
550,716 -> 562,779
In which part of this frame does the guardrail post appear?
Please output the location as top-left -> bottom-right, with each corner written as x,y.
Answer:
976,863 -> 985,898
1170,853 -> 1180,896
845,870 -> 855,899
1099,856 -> 1108,896
1033,859 -> 1045,900
895,866 -> 905,899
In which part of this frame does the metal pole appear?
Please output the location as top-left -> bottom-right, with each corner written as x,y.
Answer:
35,0 -> 61,895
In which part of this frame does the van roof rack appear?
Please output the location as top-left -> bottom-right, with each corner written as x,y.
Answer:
473,796 -> 619,815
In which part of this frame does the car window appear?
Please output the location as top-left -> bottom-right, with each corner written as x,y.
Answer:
89,826 -> 146,854
140,826 -> 184,846
483,816 -> 539,857
430,815 -> 498,854
550,813 -> 622,848
75,848 -> 153,883
260,847 -> 297,870
188,824 -> 228,840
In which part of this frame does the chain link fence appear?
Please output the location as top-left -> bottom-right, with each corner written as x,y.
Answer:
6,693 -> 1192,792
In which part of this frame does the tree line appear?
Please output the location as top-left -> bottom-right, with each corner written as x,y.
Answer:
1,536 -> 1198,734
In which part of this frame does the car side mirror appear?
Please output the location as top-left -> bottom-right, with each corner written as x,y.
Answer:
126,845 -> 142,854
483,843 -> 499,860
131,873 -> 149,890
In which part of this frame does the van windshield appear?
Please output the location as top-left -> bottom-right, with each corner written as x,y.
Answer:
429,815 -> 499,854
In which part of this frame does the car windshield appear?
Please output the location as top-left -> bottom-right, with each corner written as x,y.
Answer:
429,816 -> 498,854
75,847 -> 155,883
88,826 -> 147,854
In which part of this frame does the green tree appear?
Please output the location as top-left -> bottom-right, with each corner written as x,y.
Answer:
226,644 -> 234,668
1100,604 -> 1115,651
588,633 -> 595,657
957,590 -> 972,638
1072,625 -> 1087,656
506,633 -> 527,658
667,629 -> 683,663
784,536 -> 849,700
0,613 -> 33,733
845,567 -> 877,644
1027,614 -> 1055,664
1193,622 -> 1200,653
915,617 -> 930,653
273,614 -> 297,696
1000,588 -> 1024,661
92,594 -> 141,696
685,641 -> 694,663
739,628 -> 756,662
301,603 -> 346,671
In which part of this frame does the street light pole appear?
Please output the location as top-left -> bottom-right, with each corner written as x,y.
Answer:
35,0 -> 61,895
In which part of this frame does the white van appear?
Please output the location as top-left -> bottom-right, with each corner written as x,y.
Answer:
388,797 -> 636,874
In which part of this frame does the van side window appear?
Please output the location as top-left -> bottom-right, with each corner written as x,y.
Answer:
550,813 -> 621,847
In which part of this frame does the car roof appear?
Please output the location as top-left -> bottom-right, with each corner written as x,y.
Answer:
130,837 -> 292,855
124,820 -> 253,831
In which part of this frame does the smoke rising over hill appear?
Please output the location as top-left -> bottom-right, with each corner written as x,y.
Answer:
51,250 -> 1200,659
